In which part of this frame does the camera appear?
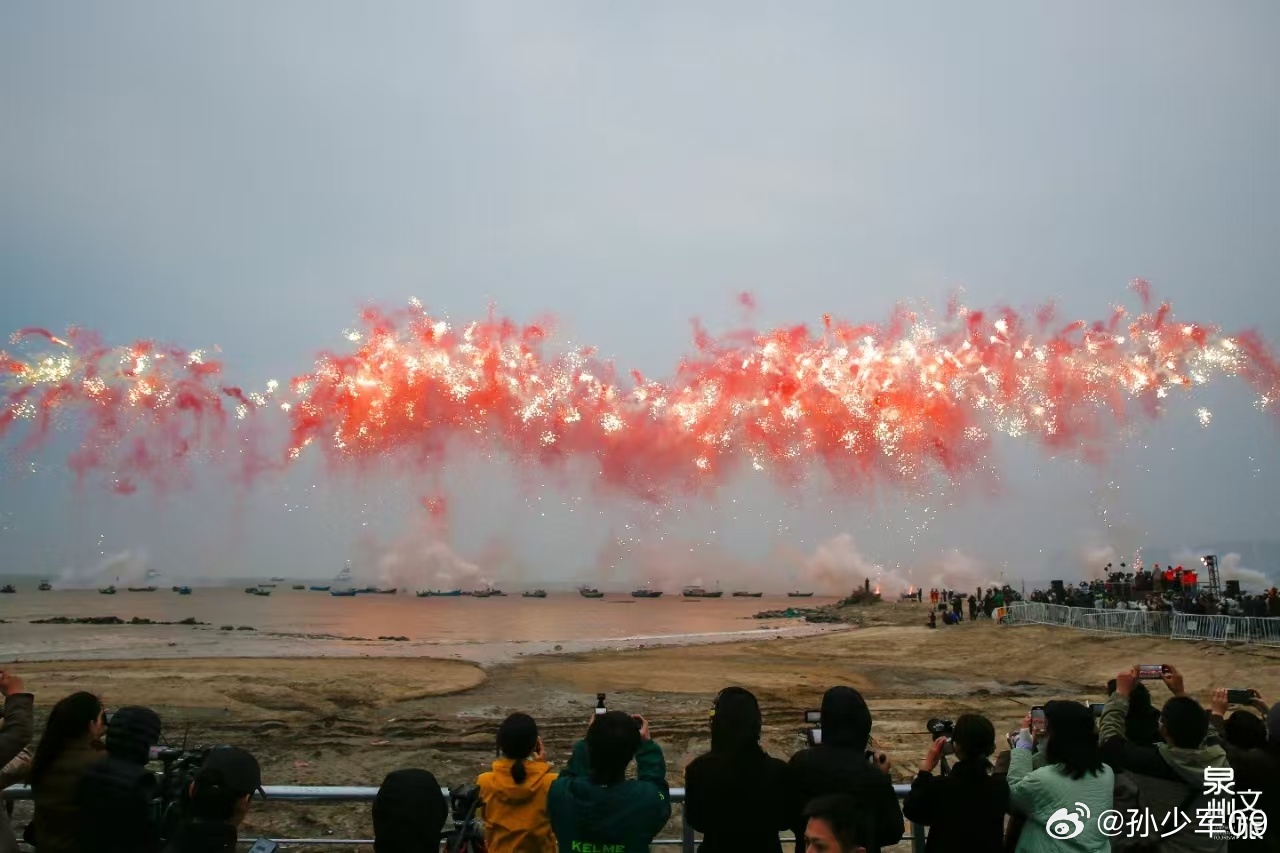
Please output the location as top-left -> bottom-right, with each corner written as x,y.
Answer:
927,718 -> 954,738
444,783 -> 486,853
154,746 -> 214,840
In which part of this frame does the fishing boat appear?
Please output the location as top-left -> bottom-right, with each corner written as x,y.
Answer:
176,586 -> 192,595
38,580 -> 52,591
486,588 -> 507,597
787,591 -> 814,598
372,588 -> 398,595
270,576 -> 286,582
579,587 -> 604,599
99,585 -> 117,595
472,588 -> 493,598
0,584 -> 15,594
522,589 -> 548,598
127,586 -> 158,592
245,586 -> 260,594
732,591 -> 763,598
682,586 -> 723,598
172,586 -> 183,592
252,588 -> 271,596
330,588 -> 357,597
632,588 -> 663,598
258,583 -> 277,589
292,584 -> 305,590
309,585 -> 331,591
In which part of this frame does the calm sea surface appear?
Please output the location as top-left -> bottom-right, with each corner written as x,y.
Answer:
0,584 -> 842,663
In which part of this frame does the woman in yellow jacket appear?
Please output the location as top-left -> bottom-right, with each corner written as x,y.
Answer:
478,713 -> 559,853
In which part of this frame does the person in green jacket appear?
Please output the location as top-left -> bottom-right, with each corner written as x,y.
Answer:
1008,700 -> 1114,853
547,710 -> 671,853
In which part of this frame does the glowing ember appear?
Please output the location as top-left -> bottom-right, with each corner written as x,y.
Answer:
1,281 -> 1276,500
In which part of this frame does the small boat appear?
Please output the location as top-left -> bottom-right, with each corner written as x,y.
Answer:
38,580 -> 52,591
309,585 -> 331,592
632,588 -> 663,598
330,589 -> 357,597
372,588 -> 398,595
732,591 -> 763,598
682,586 -> 723,598
787,591 -> 814,598
472,589 -> 493,598
522,589 -> 548,598
171,586 -> 182,592
270,576 -> 286,582
579,587 -> 604,599
292,584 -> 305,590
0,584 -> 15,594
127,586 -> 158,592
486,588 -> 507,597
252,588 -> 271,596
258,583 -> 277,589
99,585 -> 117,595
176,586 -> 192,595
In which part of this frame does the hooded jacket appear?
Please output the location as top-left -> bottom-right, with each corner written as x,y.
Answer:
372,769 -> 448,853
477,758 -> 558,853
547,739 -> 671,853
0,693 -> 35,853
1100,692 -> 1230,853
77,707 -> 163,853
684,745 -> 793,853
786,687 -> 904,853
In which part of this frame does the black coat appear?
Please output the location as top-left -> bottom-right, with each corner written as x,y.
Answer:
77,755 -> 161,853
787,745 -> 904,853
160,821 -> 237,853
685,748 -> 794,853
901,759 -> 1009,853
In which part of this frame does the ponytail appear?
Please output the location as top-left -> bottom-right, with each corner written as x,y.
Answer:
510,758 -> 527,784
496,713 -> 539,786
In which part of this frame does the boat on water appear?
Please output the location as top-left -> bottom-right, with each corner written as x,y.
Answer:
127,586 -> 158,592
38,580 -> 52,591
472,588 -> 493,598
330,589 -> 357,597
522,589 -> 548,598
632,588 -> 663,598
99,585 -> 117,595
419,589 -> 462,597
176,586 -> 192,595
258,583 -> 277,589
486,588 -> 507,597
292,584 -> 305,590
732,591 -> 763,597
682,586 -> 723,598
0,584 -> 15,594
252,588 -> 271,596
371,588 -> 398,595
270,576 -> 286,582
787,591 -> 814,598
309,585 -> 331,591
579,587 -> 604,599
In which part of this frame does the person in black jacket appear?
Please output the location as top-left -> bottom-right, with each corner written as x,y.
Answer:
685,687 -> 793,853
161,747 -> 263,853
901,713 -> 1008,853
372,769 -> 449,853
78,705 -> 164,853
787,687 -> 903,853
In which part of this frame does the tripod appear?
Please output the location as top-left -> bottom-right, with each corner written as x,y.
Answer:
443,793 -> 487,853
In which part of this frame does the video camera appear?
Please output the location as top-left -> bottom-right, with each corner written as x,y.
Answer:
444,782 -> 486,853
151,746 -> 215,840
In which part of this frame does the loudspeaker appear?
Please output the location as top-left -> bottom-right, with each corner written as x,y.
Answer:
1050,579 -> 1065,597
1226,580 -> 1241,598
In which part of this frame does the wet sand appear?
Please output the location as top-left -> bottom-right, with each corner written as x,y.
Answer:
7,602 -> 1280,851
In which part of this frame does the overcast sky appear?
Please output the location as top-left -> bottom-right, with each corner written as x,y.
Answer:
2,2 -> 1278,588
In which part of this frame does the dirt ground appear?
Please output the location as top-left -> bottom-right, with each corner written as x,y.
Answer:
8,602 -> 1280,850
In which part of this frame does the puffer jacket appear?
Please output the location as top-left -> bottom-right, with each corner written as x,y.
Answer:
1100,692 -> 1230,853
0,693 -> 35,853
477,758 -> 558,853
1007,746 -> 1114,853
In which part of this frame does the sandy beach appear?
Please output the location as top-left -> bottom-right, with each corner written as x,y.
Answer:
6,602 -> 1280,851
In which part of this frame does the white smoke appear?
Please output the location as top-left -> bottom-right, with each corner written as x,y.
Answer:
1168,549 -> 1273,593
800,534 -> 1003,598
802,533 -> 883,595
367,525 -> 484,592
56,549 -> 152,588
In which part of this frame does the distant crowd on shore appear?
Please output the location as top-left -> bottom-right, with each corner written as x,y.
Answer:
9,655 -> 1274,853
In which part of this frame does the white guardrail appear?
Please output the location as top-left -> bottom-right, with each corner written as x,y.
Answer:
1003,601 -> 1280,646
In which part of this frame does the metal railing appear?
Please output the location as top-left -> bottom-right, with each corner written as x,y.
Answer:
1004,601 -> 1280,646
3,783 -> 924,851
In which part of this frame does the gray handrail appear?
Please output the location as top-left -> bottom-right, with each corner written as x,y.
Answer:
4,783 -> 923,852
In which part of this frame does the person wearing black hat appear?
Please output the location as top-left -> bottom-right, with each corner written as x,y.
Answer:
787,687 -> 903,853
77,705 -> 164,853
161,746 -> 263,853
372,769 -> 449,853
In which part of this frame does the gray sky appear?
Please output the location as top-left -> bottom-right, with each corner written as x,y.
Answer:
2,1 -> 1278,589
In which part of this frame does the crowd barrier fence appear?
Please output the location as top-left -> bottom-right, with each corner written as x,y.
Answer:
1003,601 -> 1280,647
3,783 -> 924,852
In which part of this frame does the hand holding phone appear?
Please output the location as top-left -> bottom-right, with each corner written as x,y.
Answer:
246,839 -> 278,853
1030,706 -> 1046,735
1227,688 -> 1255,705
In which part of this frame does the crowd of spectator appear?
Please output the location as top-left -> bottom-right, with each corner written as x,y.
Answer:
2,661 -> 1278,853
1021,564 -> 1280,619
